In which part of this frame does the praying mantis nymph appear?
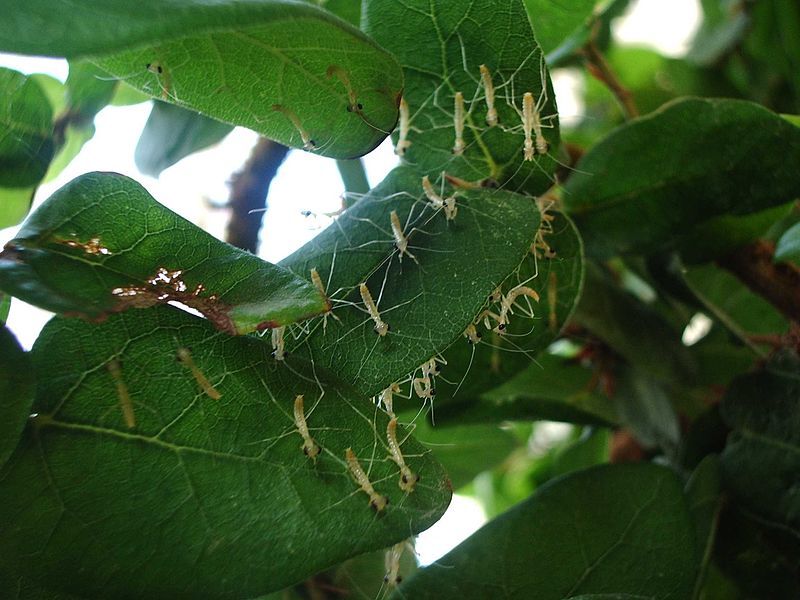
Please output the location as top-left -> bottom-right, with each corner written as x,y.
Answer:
387,418 -> 420,493
390,210 -> 418,263
464,322 -> 482,344
384,540 -> 409,586
176,347 -> 221,400
326,64 -> 363,114
379,383 -> 401,418
479,64 -> 498,127
107,359 -> 135,428
395,97 -> 412,156
345,448 -> 389,512
310,268 -> 339,330
359,282 -> 389,336
453,91 -> 466,155
272,104 -> 316,151
271,326 -> 287,361
421,175 -> 457,221
522,91 -> 549,160
293,395 -> 321,461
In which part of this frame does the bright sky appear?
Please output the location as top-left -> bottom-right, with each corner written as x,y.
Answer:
0,0 -> 701,567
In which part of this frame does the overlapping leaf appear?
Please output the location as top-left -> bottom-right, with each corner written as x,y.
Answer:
135,102 -> 234,177
0,172 -> 327,334
280,166 -> 541,396
720,350 -> 800,537
0,307 -> 451,599
0,68 -> 55,228
0,327 -> 34,469
0,1 -> 402,158
564,98 -> 800,257
431,209 -> 584,414
364,0 -> 560,193
395,464 -> 697,599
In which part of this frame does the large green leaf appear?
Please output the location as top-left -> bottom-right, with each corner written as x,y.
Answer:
0,307 -> 451,599
280,166 -> 541,396
0,327 -> 34,469
0,172 -> 327,334
564,98 -> 800,257
0,68 -> 55,228
364,0 -> 560,193
432,209 -> 585,412
135,101 -> 234,177
396,464 -> 697,599
720,351 -> 800,537
0,1 -> 402,159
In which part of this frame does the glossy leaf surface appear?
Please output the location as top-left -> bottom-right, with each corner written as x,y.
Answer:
364,0 -> 559,193
396,464 -> 697,599
280,166 -> 541,396
0,307 -> 451,599
564,98 -> 800,257
0,173 -> 327,334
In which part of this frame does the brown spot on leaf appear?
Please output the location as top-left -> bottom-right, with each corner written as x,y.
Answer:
111,267 -> 236,334
56,236 -> 112,256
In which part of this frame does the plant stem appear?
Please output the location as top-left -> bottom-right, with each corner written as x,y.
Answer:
225,138 -> 290,253
581,25 -> 639,120
718,240 -> 800,324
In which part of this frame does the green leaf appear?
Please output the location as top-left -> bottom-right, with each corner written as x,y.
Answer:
575,264 -> 695,383
613,366 -> 680,456
676,203 -> 793,265
135,101 -> 234,177
775,221 -> 800,262
410,418 -> 518,489
0,293 -> 9,323
0,68 -> 54,189
0,2 -> 403,158
45,61 -> 119,182
0,187 -> 36,232
684,264 -> 788,336
280,166 -> 541,395
688,0 -> 749,65
396,464 -> 697,599
0,569 -> 83,600
437,353 -> 618,427
0,68 -> 55,227
523,0 -> 596,56
336,158 -> 370,199
714,505 -> 800,599
363,0 -> 560,193
0,306 -> 451,599
720,351 -> 800,537
685,456 -> 723,600
564,98 -> 800,257
0,326 -> 34,469
0,172 -> 327,334
432,209 -> 585,412
317,0 -> 362,27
